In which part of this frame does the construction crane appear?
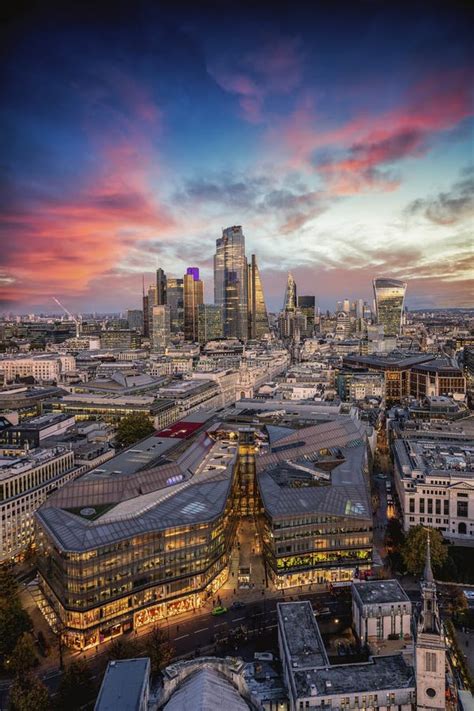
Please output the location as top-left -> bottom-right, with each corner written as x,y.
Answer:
52,297 -> 81,338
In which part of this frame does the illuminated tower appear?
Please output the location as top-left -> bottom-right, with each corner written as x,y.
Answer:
214,226 -> 248,340
283,272 -> 297,312
247,254 -> 270,339
156,268 -> 167,305
415,533 -> 446,710
167,278 -> 184,333
151,305 -> 170,351
183,268 -> 204,341
373,278 -> 407,337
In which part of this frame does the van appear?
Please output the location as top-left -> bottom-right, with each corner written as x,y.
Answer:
254,652 -> 274,662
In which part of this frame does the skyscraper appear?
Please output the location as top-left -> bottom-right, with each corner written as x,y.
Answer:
197,304 -> 223,343
214,226 -> 248,340
297,295 -> 315,335
147,285 -> 157,341
283,273 -> 297,312
126,309 -> 143,332
247,254 -> 269,339
373,278 -> 407,337
151,305 -> 170,350
156,268 -> 167,306
167,278 -> 184,333
183,268 -> 204,341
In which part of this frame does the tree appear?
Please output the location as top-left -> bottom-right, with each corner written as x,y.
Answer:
55,660 -> 96,711
106,636 -> 141,662
401,526 -> 447,576
142,626 -> 174,676
115,413 -> 155,448
0,564 -> 18,601
8,633 -> 38,675
384,518 -> 405,551
9,674 -> 50,711
0,600 -> 33,662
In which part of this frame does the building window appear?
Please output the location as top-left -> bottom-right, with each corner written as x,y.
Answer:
457,501 -> 468,518
435,500 -> 441,515
419,499 -> 425,514
444,500 -> 449,515
426,652 -> 437,672
428,500 -> 433,514
409,499 -> 415,513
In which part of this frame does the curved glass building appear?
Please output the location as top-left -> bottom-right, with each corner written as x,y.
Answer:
373,278 -> 407,337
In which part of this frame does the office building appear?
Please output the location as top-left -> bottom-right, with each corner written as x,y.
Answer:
167,278 -> 184,333
373,278 -> 407,336
247,254 -> 270,339
156,267 -> 167,305
393,435 -> 474,542
151,305 -> 171,351
142,294 -> 149,337
100,330 -> 141,350
283,272 -> 297,312
147,285 -> 157,341
197,304 -> 223,343
1,444 -> 82,561
126,309 -> 143,333
0,354 -> 76,384
183,268 -> 204,342
0,413 -> 75,448
352,579 -> 412,644
214,226 -> 248,340
297,295 -> 315,334
410,358 -> 466,400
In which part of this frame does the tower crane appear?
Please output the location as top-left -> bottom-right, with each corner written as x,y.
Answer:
52,297 -> 81,338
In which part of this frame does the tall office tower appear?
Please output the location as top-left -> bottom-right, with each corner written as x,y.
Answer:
147,285 -> 158,341
156,268 -> 167,305
197,304 -> 223,343
151,305 -> 171,350
214,226 -> 248,340
373,278 -> 407,336
126,309 -> 143,332
297,295 -> 315,333
355,299 -> 364,319
336,300 -> 343,313
142,295 -> 149,337
183,268 -> 204,341
283,272 -> 297,311
167,278 -> 184,333
247,254 -> 270,339
342,299 -> 350,314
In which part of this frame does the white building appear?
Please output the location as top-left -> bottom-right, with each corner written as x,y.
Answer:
0,354 -> 76,383
352,579 -> 412,645
0,445 -> 83,560
393,437 -> 474,542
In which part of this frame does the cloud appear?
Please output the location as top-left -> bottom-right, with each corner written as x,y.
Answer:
405,166 -> 474,225
268,69 -> 473,194
208,32 -> 303,123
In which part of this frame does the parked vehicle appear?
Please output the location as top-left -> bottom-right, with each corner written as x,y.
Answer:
254,652 -> 273,661
211,605 -> 228,616
230,600 -> 245,610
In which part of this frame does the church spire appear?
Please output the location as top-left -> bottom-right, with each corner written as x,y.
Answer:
423,530 -> 434,584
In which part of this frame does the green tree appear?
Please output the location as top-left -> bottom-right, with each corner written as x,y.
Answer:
115,413 -> 154,448
56,659 -> 96,710
0,564 -> 18,601
384,518 -> 405,551
142,626 -> 174,676
9,674 -> 50,711
106,636 -> 141,662
0,601 -> 33,662
8,633 -> 38,675
401,526 -> 447,576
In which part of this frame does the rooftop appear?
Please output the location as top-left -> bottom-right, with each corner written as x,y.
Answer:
352,579 -> 410,606
278,601 -> 329,670
94,658 -> 149,711
394,437 -> 474,479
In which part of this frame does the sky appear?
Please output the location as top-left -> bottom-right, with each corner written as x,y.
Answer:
1,0 -> 473,314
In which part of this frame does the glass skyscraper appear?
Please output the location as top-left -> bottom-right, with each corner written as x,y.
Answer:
247,254 -> 269,339
197,304 -> 223,343
167,278 -> 184,333
151,305 -> 171,350
214,226 -> 248,340
184,268 -> 204,341
373,278 -> 407,336
283,272 -> 297,312
156,268 -> 167,305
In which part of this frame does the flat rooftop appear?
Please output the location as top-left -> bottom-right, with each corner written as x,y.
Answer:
293,654 -> 414,698
394,438 -> 474,479
352,579 -> 410,606
95,658 -> 149,711
278,601 -> 329,670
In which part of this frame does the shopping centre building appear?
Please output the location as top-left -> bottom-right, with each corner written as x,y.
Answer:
34,410 -> 374,649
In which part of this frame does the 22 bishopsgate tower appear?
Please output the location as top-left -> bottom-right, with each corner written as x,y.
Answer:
214,226 -> 269,341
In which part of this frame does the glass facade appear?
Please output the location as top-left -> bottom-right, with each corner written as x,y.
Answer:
167,278 -> 184,333
283,272 -> 297,312
151,305 -> 171,351
214,226 -> 248,340
183,272 -> 204,341
197,304 -> 223,343
373,278 -> 407,337
247,255 -> 270,339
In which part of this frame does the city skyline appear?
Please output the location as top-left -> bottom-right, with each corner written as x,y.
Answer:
1,1 -> 473,314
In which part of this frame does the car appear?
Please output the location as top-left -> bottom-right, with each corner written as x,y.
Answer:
230,601 -> 245,610
254,652 -> 274,661
211,605 -> 228,616
314,606 -> 331,616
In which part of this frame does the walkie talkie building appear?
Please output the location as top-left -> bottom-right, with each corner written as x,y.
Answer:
373,278 -> 407,337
